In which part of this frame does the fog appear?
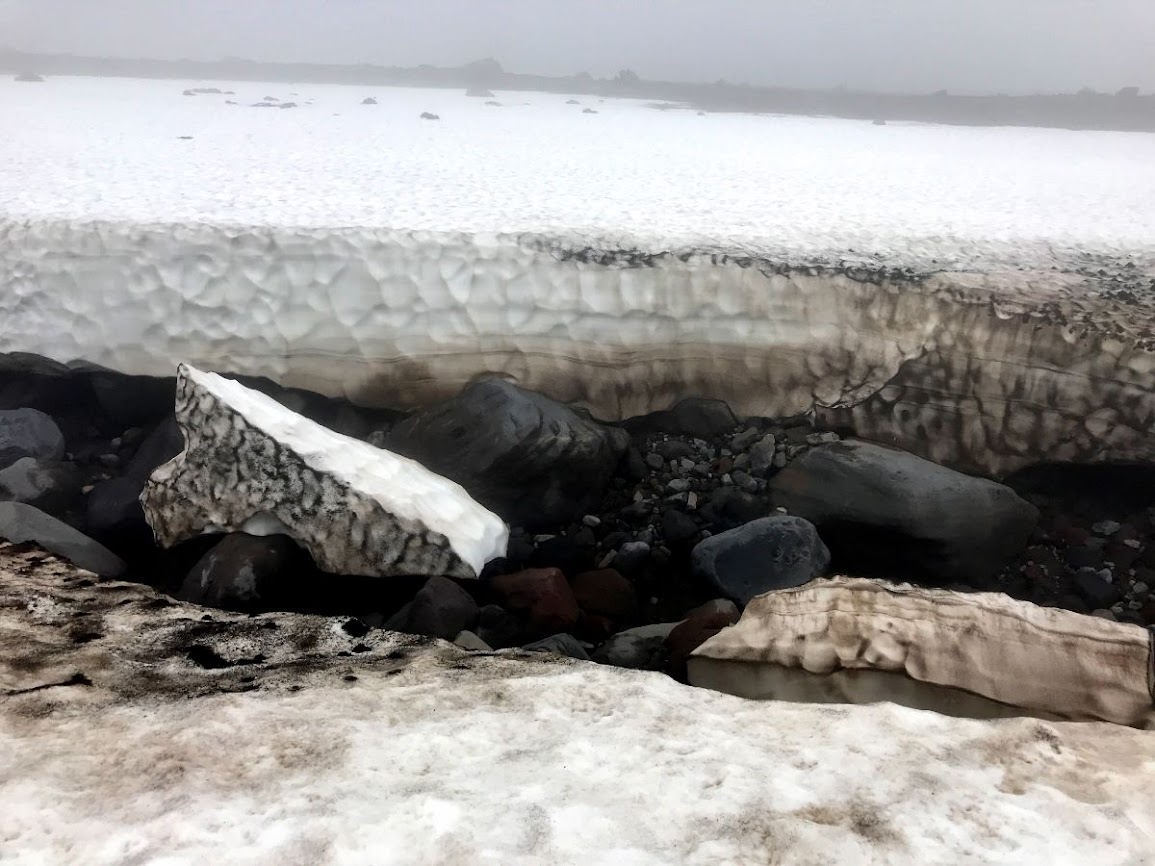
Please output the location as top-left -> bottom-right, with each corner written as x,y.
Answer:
1,0 -> 1152,95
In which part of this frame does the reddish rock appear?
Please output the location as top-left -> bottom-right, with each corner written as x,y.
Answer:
571,568 -> 638,623
665,609 -> 740,682
715,456 -> 734,475
1105,541 -> 1141,572
1053,518 -> 1089,548
489,568 -> 579,639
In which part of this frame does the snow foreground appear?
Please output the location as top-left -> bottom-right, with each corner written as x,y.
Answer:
2,78 -> 1155,474
141,364 -> 508,578
2,545 -> 1155,866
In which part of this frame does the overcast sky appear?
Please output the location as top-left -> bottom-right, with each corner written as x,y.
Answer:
1,0 -> 1152,94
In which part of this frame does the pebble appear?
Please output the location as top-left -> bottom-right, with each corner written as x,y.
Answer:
645,453 -> 664,470
1132,581 -> 1149,595
666,478 -> 691,493
597,551 -> 617,569
1124,539 -> 1142,549
687,492 -> 698,510
730,428 -> 762,451
582,515 -> 602,528
1092,520 -> 1122,537
805,432 -> 840,446
773,452 -> 788,469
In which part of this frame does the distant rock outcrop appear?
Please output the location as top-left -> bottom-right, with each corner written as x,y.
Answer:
420,111 -> 440,120
14,73 -> 44,83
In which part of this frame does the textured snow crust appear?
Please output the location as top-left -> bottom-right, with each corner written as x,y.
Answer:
142,365 -> 508,577
3,78 -> 1155,472
2,545 -> 1155,866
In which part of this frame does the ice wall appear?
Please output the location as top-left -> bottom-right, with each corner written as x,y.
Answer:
2,216 -> 1154,475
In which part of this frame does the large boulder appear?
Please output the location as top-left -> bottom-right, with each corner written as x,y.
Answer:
768,440 -> 1038,581
0,409 -> 65,468
0,458 -> 83,516
142,365 -> 508,580
388,576 -> 480,640
592,622 -> 679,670
622,398 -> 738,439
0,502 -> 125,576
690,516 -> 830,605
386,379 -> 629,528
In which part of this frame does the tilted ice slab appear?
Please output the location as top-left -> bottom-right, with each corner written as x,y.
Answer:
3,78 -> 1155,474
141,364 -> 508,578
3,545 -> 1155,866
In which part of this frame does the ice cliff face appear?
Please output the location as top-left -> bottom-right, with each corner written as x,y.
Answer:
2,218 -> 1154,475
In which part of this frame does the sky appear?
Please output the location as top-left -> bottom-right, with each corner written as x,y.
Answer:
1,0 -> 1152,95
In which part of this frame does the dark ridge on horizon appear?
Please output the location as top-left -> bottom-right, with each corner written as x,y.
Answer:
3,49 -> 1154,133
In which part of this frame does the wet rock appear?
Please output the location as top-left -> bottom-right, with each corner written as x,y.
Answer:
691,516 -> 830,605
0,502 -> 125,576
614,541 -> 651,577
0,408 -> 65,468
475,603 -> 521,648
453,630 -> 492,651
0,458 -> 83,516
177,533 -> 303,612
661,509 -> 700,544
769,440 -> 1037,582
592,622 -> 678,670
489,568 -> 579,639
386,379 -> 628,528
1073,568 -> 1122,610
523,633 -> 590,660
748,435 -> 778,476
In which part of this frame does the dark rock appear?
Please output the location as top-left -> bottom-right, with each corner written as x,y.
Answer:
769,440 -> 1038,582
15,73 -> 45,82
86,416 -> 183,550
666,609 -> 739,681
654,440 -> 695,461
177,533 -> 302,612
466,88 -> 495,98
623,398 -> 738,440
1073,568 -> 1121,609
87,372 -> 175,431
361,97 -> 378,105
1064,545 -> 1104,571
475,604 -> 521,648
592,623 -> 677,669
420,112 -> 440,120
690,516 -> 830,605
661,509 -> 699,544
0,458 -> 83,516
527,535 -> 590,576
0,502 -> 125,576
386,379 -> 628,528
571,568 -> 638,623
489,568 -> 579,639
698,488 -> 765,530
400,576 -> 480,640
523,634 -> 589,660
582,108 -> 598,114
614,541 -> 651,576
0,409 -> 65,468
566,99 -> 581,104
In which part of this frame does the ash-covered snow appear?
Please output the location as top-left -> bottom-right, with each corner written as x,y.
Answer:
1,545 -> 1153,866
0,76 -> 1153,270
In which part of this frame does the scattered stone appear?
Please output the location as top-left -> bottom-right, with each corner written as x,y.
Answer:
748,435 -> 778,476
666,609 -> 739,681
582,108 -> 598,114
0,408 -> 65,468
623,398 -> 738,439
690,516 -> 830,605
566,99 -> 581,105
1073,568 -> 1121,609
614,541 -> 651,576
420,112 -> 440,120
453,630 -> 492,651
0,458 -> 83,516
489,568 -> 579,639
769,440 -> 1037,582
466,88 -> 495,98
177,533 -> 302,612
142,366 -> 507,579
0,502 -> 125,576
475,604 -> 521,648
386,379 -> 628,528
661,509 -> 700,544
523,634 -> 589,660
582,514 -> 601,528
15,73 -> 45,82
1092,520 -> 1122,537
361,97 -> 378,105
645,452 -> 665,470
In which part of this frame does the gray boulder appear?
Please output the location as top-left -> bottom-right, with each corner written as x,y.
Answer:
592,622 -> 679,670
690,516 -> 830,605
386,379 -> 629,528
622,398 -> 738,439
768,440 -> 1038,581
0,409 -> 65,469
523,633 -> 590,660
0,502 -> 125,576
0,458 -> 84,516
177,533 -> 302,611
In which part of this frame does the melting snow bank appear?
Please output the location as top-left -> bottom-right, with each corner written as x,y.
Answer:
3,218 -> 1155,474
141,364 -> 508,578
3,545 -> 1155,866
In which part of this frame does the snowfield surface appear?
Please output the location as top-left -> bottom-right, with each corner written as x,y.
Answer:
2,547 -> 1154,866
1,76 -> 1154,266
